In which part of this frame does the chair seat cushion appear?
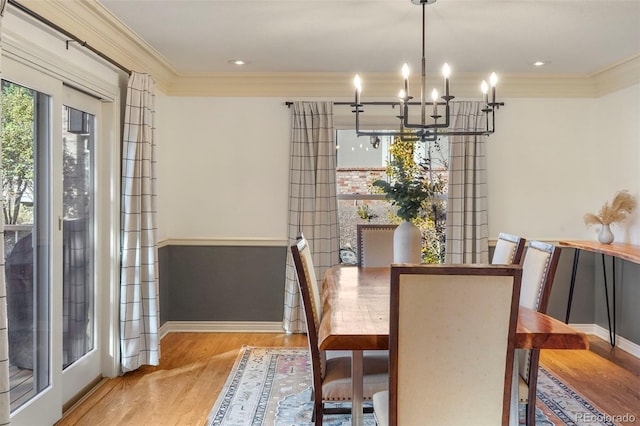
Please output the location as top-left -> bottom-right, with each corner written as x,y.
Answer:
322,353 -> 389,401
518,375 -> 529,403
373,390 -> 389,426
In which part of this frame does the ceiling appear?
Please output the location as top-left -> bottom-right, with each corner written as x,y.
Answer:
96,0 -> 640,77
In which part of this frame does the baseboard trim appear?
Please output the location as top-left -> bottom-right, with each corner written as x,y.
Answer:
569,323 -> 640,358
159,321 -> 286,338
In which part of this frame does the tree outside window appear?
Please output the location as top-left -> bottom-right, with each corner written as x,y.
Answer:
2,81 -> 35,255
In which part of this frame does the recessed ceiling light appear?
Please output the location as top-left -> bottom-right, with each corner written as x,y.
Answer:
530,60 -> 550,67
228,59 -> 247,66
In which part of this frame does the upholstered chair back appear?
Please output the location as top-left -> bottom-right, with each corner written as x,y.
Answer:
294,235 -> 322,322
387,264 -> 522,426
357,224 -> 398,267
492,232 -> 526,265
519,240 -> 559,312
517,240 -> 561,426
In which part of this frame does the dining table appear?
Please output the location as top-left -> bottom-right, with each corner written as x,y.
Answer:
318,265 -> 590,426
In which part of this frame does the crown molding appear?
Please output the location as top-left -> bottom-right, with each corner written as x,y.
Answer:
12,1 -> 639,99
167,71 -> 602,98
14,0 -> 178,92
591,55 -> 640,97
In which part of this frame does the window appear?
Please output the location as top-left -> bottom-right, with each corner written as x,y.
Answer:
336,129 -> 449,264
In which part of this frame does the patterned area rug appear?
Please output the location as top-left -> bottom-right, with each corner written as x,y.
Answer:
207,346 -> 617,426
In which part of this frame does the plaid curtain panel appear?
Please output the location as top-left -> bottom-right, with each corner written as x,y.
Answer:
445,101 -> 490,264
283,101 -> 339,333
120,72 -> 160,372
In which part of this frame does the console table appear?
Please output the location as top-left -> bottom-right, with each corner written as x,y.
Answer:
559,240 -> 640,346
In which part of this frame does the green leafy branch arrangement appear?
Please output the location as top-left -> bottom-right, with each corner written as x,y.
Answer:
372,138 -> 434,222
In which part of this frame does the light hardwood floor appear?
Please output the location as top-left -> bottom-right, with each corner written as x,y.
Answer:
56,333 -> 639,426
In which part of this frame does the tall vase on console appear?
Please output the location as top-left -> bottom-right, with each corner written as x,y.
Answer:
597,224 -> 614,244
394,220 -> 422,263
584,190 -> 636,245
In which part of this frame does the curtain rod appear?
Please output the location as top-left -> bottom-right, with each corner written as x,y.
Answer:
285,101 -> 438,108
285,101 -> 352,108
8,0 -> 131,75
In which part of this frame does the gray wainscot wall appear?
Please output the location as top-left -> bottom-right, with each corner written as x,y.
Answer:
159,243 -> 640,347
159,245 -> 287,324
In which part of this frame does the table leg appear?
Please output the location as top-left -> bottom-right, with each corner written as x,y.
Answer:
565,249 -> 581,323
602,254 -> 616,346
613,258 -> 616,347
351,350 -> 363,426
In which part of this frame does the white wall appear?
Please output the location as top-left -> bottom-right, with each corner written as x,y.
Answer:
594,84 -> 640,244
156,85 -> 640,243
155,96 -> 291,242
488,84 -> 639,243
486,97 -> 598,240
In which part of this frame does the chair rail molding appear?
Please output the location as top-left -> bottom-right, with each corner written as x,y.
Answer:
158,238 -> 288,248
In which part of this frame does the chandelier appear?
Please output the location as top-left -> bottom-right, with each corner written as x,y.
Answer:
351,0 -> 504,142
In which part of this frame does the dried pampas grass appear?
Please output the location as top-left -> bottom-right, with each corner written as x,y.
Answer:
584,190 -> 637,227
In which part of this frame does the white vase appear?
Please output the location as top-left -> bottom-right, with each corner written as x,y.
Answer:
393,220 -> 422,263
597,224 -> 614,244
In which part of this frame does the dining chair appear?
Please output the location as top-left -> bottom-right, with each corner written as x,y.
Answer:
518,240 -> 561,426
373,264 -> 522,426
290,234 -> 388,426
356,224 -> 398,267
492,232 -> 526,265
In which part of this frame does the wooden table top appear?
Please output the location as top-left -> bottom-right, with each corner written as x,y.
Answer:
558,240 -> 640,264
318,265 -> 589,351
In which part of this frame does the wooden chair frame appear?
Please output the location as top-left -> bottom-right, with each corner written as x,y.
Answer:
291,235 -> 376,425
291,236 -> 327,425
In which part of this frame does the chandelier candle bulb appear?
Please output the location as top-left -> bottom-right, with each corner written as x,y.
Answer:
442,63 -> 451,97
489,72 -> 498,105
481,80 -> 489,107
353,74 -> 362,105
402,63 -> 410,95
431,88 -> 439,115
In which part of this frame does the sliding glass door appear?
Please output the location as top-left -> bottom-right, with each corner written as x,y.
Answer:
2,79 -> 52,412
2,67 -> 110,425
60,89 -> 102,406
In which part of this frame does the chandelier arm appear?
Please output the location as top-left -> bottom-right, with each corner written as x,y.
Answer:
436,130 -> 494,136
401,117 -> 451,130
485,109 -> 491,132
354,128 -> 438,142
